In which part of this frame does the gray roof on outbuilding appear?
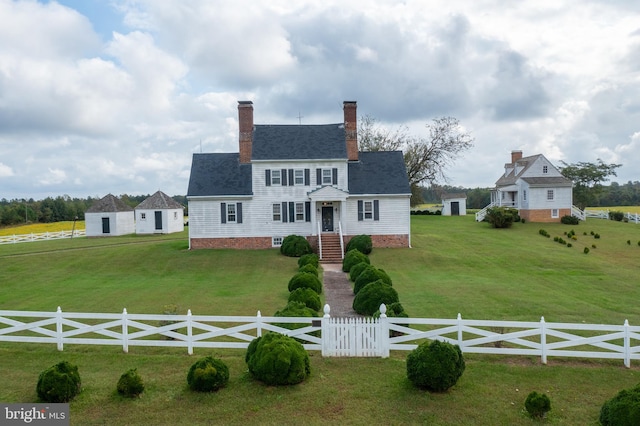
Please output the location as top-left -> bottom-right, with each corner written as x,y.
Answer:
348,151 -> 411,195
136,191 -> 184,209
251,124 -> 347,160
86,194 -> 133,213
187,153 -> 252,197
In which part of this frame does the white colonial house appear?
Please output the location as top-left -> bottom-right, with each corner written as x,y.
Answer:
85,194 -> 135,236
477,150 -> 579,223
135,191 -> 184,235
186,101 -> 412,259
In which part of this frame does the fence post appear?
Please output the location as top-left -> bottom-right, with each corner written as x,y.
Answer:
322,304 -> 330,357
256,311 -> 262,338
457,313 -> 463,349
624,319 -> 630,368
187,309 -> 193,356
56,306 -> 63,351
379,304 -> 389,358
540,316 -> 547,365
122,308 -> 128,353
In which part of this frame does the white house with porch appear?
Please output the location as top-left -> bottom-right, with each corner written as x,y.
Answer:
476,150 -> 583,223
186,101 -> 412,260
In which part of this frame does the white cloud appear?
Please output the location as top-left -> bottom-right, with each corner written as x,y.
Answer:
0,161 -> 14,177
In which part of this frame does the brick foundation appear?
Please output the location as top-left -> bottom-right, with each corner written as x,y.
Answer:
519,208 -> 571,223
190,237 -> 273,249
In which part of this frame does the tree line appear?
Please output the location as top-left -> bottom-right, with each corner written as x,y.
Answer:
0,194 -> 187,227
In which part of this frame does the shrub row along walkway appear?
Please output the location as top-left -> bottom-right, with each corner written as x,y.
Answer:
321,264 -> 362,317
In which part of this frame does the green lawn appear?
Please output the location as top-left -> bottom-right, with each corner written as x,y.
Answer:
1,216 -> 640,425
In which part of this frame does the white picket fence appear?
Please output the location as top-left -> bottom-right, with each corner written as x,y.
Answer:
0,230 -> 86,244
1,305 -> 639,367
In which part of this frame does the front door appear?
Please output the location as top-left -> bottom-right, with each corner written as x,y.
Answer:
101,217 -> 110,234
451,202 -> 460,216
322,206 -> 334,232
154,211 -> 163,231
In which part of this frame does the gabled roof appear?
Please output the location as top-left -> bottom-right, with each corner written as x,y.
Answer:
136,191 -> 184,210
521,176 -> 573,187
495,154 -> 572,187
348,151 -> 411,195
187,153 -> 252,197
251,124 -> 347,160
86,194 -> 133,213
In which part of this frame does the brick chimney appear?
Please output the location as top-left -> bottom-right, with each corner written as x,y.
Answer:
238,101 -> 253,163
344,101 -> 358,161
511,150 -> 523,164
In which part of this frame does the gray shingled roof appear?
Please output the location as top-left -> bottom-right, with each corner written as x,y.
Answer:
136,191 -> 184,209
251,124 -> 347,160
442,192 -> 467,200
521,176 -> 573,186
495,154 -> 571,187
187,153 -> 252,197
86,194 -> 133,213
348,151 -> 411,195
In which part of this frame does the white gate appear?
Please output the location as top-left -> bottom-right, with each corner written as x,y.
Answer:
322,316 -> 387,357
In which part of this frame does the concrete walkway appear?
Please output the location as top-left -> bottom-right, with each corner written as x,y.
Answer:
321,264 -> 362,317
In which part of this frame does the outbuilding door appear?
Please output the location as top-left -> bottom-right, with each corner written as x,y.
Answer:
102,217 -> 110,234
451,202 -> 460,216
154,211 -> 162,231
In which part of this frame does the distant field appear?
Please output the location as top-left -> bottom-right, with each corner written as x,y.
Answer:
0,220 -> 85,236
587,205 -> 640,214
1,215 -> 639,424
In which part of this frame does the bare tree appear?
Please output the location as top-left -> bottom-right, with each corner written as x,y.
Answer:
359,115 -> 474,205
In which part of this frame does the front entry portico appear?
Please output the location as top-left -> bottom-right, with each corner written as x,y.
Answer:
308,185 -> 349,236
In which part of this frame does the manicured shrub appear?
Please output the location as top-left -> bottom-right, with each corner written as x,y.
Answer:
609,211 -> 624,221
187,356 -> 229,392
594,233 -> 601,239
584,247 -> 590,254
245,333 -> 311,386
561,215 -> 580,225
298,253 -> 319,269
345,234 -> 372,255
280,235 -> 312,257
352,280 -> 399,316
288,288 -> 322,312
349,261 -> 370,282
353,266 -> 392,294
117,368 -> 145,398
538,229 -> 550,237
273,301 -> 319,339
36,361 -> 81,403
525,391 -> 551,419
406,340 -> 465,392
600,384 -> 640,425
298,263 -> 318,277
288,272 -> 322,294
342,249 -> 369,272
485,207 -> 519,228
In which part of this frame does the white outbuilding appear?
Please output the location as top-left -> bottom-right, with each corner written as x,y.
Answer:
135,191 -> 185,234
85,194 -> 135,236
441,193 -> 467,216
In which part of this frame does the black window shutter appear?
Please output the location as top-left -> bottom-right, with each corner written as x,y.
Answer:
305,201 -> 311,222
220,203 -> 227,224
237,203 -> 243,224
316,168 -> 321,185
357,200 -> 363,221
282,202 -> 288,223
289,202 -> 295,223
373,200 -> 379,221
265,169 -> 271,186
288,168 -> 294,186
281,169 -> 287,186
332,168 -> 338,185
304,169 -> 310,186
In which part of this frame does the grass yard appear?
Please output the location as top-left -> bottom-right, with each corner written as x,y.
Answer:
1,215 -> 640,424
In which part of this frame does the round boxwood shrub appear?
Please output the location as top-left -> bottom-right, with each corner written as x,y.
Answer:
274,301 -> 320,339
353,266 -> 392,295
342,249 -> 369,272
117,368 -> 145,398
298,253 -> 319,269
36,361 -> 82,403
600,384 -> 640,425
287,289 -> 322,312
298,263 -> 318,277
349,261 -> 370,282
406,340 -> 465,392
245,333 -> 311,386
288,272 -> 322,294
345,234 -> 372,255
352,280 -> 399,316
280,235 -> 312,257
525,391 -> 551,419
373,302 -> 408,319
187,356 -> 229,392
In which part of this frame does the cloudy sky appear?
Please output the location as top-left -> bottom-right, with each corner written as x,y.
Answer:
1,0 -> 639,200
